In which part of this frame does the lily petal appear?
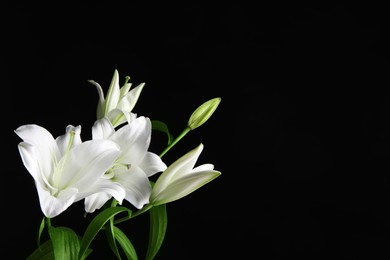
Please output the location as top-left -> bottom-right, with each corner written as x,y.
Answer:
191,163 -> 215,173
84,180 -> 126,213
122,111 -> 137,123
15,124 -> 59,181
17,143 -> 44,185
110,116 -> 150,165
108,109 -> 125,128
104,69 -> 120,115
150,143 -> 221,206
151,170 -> 221,206
107,110 -> 138,128
58,139 -> 120,191
139,152 -> 167,177
152,143 -> 203,196
120,82 -> 132,97
117,82 -> 145,112
55,125 -> 82,155
84,192 -> 112,213
114,166 -> 152,209
92,117 -> 115,140
36,184 -> 78,218
88,79 -> 105,119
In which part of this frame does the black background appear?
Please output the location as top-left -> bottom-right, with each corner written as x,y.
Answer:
3,2 -> 390,259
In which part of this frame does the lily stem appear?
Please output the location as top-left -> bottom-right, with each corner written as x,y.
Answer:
159,127 -> 191,158
46,217 -> 52,229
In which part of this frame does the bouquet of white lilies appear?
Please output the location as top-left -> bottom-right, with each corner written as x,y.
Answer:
15,69 -> 221,260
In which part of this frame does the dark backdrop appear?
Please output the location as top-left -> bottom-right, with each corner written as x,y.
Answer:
4,3 -> 390,259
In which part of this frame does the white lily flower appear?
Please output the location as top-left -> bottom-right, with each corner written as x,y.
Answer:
89,69 -> 145,128
84,116 -> 167,213
15,124 -> 122,218
150,143 -> 221,206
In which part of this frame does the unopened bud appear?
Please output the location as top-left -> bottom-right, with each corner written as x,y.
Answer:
188,97 -> 221,130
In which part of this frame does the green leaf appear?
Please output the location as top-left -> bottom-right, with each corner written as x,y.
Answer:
49,226 -> 80,260
151,120 -> 173,145
37,217 -> 46,248
105,199 -> 121,258
105,216 -> 121,259
78,206 -> 131,260
145,204 -> 168,260
27,239 -> 54,260
114,226 -> 138,260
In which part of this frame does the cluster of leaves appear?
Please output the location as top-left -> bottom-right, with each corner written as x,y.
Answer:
28,201 -> 166,260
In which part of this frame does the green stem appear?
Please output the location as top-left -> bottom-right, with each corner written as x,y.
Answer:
46,217 -> 52,229
159,127 -> 191,158
110,198 -> 119,207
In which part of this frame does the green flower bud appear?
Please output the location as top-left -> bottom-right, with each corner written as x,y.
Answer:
188,97 -> 221,130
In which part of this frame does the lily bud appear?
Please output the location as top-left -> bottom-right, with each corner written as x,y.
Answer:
150,143 -> 221,206
187,97 -> 221,130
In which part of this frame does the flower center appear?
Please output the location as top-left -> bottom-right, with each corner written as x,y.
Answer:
103,163 -> 130,180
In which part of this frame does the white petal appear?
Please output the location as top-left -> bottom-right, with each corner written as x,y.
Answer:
84,192 -> 112,213
15,124 -> 59,181
120,82 -> 132,96
17,143 -> 42,184
105,69 -> 120,114
90,178 -> 126,200
117,82 -> 145,112
151,170 -> 221,206
36,183 -> 78,218
191,163 -> 215,173
111,116 -> 150,165
58,139 -> 120,191
107,109 -> 127,128
92,117 -> 115,140
84,175 -> 130,213
152,143 -> 203,196
123,111 -> 137,123
114,166 -> 152,209
56,125 -> 82,155
88,79 -> 106,119
139,152 -> 167,177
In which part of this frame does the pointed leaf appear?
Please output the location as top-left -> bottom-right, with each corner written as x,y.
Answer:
49,226 -> 80,260
114,226 -> 138,260
105,198 -> 121,259
37,217 -> 45,248
79,206 -> 131,260
105,216 -> 121,259
145,204 -> 167,260
151,120 -> 173,145
27,239 -> 54,260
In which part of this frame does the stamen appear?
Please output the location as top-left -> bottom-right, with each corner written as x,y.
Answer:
124,76 -> 131,85
66,130 -> 76,154
52,130 -> 76,192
